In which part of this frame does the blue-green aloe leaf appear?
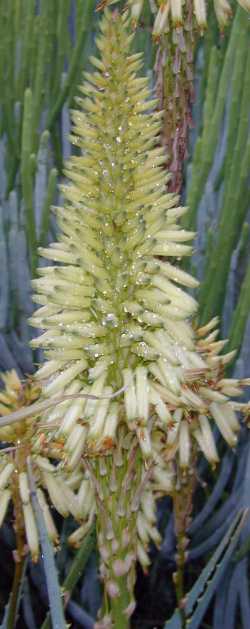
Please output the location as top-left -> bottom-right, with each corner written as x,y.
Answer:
27,459 -> 67,629
164,509 -> 247,629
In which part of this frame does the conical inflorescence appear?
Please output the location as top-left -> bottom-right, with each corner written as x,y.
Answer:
30,9 -> 249,626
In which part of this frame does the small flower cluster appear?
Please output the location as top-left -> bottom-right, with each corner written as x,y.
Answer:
156,315 -> 250,468
0,371 -> 94,561
100,2 -> 249,195
127,0 -> 249,31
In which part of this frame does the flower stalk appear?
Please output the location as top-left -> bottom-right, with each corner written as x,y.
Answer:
173,464 -> 196,625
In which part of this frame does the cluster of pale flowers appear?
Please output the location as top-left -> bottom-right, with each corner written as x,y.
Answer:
127,0 -> 250,30
0,326 -> 249,566
0,371 -> 95,560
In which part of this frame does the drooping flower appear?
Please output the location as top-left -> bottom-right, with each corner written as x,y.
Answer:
214,0 -> 233,28
237,0 -> 250,11
29,9 -> 249,624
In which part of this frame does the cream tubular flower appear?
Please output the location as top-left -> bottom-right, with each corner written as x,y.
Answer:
193,0 -> 207,28
153,2 -> 170,36
237,0 -> 250,11
170,0 -> 183,26
214,0 -> 232,28
128,0 -> 144,24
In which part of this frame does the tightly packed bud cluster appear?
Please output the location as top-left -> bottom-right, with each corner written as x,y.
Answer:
126,0 -> 249,31
26,8 -> 249,625
154,6 -> 196,193
0,371 -> 94,561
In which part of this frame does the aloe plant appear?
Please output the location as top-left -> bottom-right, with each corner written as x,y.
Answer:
23,7 -> 250,627
0,2 -> 249,628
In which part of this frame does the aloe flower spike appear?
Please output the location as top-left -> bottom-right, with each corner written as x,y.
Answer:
30,9 -> 250,627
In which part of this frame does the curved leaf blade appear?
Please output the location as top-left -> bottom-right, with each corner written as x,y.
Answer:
165,510 -> 247,629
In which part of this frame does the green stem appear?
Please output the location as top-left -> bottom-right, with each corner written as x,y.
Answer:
41,524 -> 96,629
46,0 -> 95,132
21,88 -> 37,276
63,525 -> 96,594
39,167 -> 57,247
174,537 -> 186,629
7,458 -> 27,629
227,260 -> 250,359
184,7 -> 242,231
173,470 -> 195,629
7,556 -> 26,629
109,584 -> 130,629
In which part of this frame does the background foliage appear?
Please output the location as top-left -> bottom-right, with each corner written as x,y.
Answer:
0,1 -> 249,627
